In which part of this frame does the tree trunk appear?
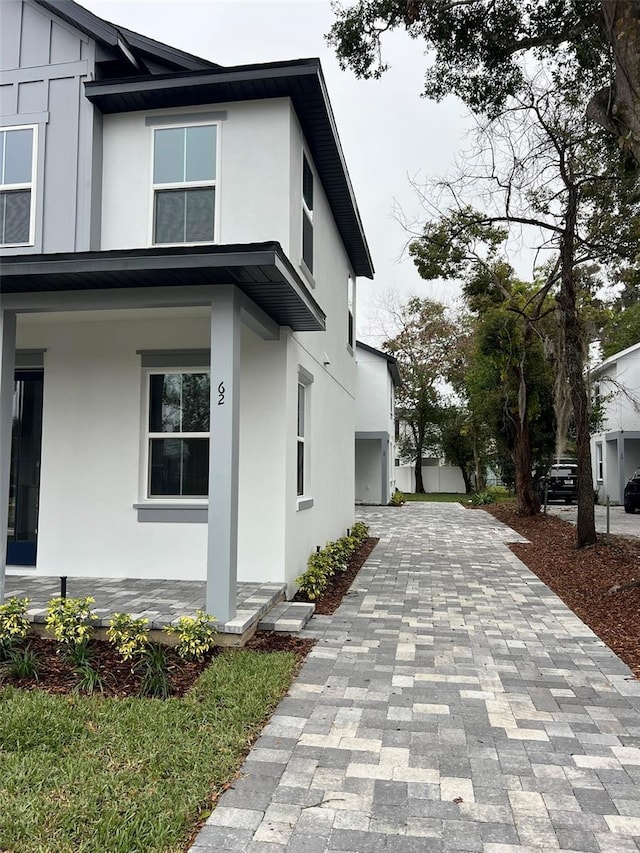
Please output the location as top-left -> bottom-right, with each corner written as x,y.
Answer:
593,1 -> 640,168
414,455 -> 425,493
473,433 -> 486,491
513,418 -> 540,515
557,189 -> 597,547
461,466 -> 473,494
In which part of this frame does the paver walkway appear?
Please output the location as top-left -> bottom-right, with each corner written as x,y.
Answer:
189,503 -> 640,853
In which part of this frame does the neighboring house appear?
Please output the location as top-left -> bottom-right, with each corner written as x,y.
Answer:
354,341 -> 400,505
0,0 -> 373,622
591,340 -> 640,503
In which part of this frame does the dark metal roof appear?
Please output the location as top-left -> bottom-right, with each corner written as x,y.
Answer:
0,242 -> 325,332
356,340 -> 402,387
84,59 -> 374,279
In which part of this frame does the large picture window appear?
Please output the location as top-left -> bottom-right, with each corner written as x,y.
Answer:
152,124 -> 216,244
147,371 -> 210,497
0,126 -> 36,246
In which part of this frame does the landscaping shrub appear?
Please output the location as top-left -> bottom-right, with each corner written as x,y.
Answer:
107,613 -> 150,661
0,596 -> 31,659
45,596 -> 98,649
165,610 -> 217,661
296,523 -> 370,601
388,490 -> 406,506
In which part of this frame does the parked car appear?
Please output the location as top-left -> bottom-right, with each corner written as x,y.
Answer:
623,469 -> 640,514
539,463 -> 578,504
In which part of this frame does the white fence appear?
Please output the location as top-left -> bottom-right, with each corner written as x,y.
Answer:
395,465 -> 466,494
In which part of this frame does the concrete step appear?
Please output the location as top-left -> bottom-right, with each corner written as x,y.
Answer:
258,600 -> 315,633
220,582 -> 287,636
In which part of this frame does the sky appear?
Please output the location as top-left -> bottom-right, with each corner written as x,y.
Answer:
80,0 -> 476,345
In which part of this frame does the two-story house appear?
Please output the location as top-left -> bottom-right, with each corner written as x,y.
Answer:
0,0 -> 373,622
354,341 -> 400,505
591,340 -> 640,504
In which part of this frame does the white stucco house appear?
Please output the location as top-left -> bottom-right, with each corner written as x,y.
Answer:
591,340 -> 640,503
354,341 -> 400,505
0,0 -> 373,621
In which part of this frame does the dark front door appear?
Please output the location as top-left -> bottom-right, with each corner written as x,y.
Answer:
7,370 -> 43,567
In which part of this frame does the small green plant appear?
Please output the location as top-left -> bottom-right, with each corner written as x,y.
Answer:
0,643 -> 40,681
470,490 -> 496,506
296,523 -> 371,602
165,610 -> 217,661
0,597 -> 31,658
73,662 -> 105,695
388,490 -> 406,506
295,561 -> 330,601
65,639 -> 93,667
46,596 -> 98,649
137,643 -> 171,699
350,521 -> 369,542
107,613 -> 150,660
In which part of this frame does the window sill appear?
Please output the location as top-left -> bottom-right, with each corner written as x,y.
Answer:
297,497 -> 314,511
134,502 -> 207,523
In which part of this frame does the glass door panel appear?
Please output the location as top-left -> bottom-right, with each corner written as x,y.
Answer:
7,370 -> 43,566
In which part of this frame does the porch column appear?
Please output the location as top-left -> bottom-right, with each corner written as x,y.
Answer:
0,310 -> 16,603
206,287 -> 241,623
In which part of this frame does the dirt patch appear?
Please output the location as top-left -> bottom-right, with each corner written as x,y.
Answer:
2,633 -> 316,699
293,537 -> 379,615
484,503 -> 640,679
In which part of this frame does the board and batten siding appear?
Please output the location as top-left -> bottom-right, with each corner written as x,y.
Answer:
0,0 -> 101,255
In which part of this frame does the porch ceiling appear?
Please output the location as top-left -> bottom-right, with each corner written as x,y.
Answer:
0,241 -> 325,332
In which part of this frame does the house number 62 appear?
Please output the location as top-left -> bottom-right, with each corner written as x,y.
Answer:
217,381 -> 225,405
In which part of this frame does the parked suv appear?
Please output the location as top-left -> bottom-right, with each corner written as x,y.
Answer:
539,463 -> 578,504
624,469 -> 640,514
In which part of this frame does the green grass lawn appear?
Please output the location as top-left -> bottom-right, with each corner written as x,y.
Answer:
0,649 -> 298,853
403,489 -> 515,504
403,492 -> 468,502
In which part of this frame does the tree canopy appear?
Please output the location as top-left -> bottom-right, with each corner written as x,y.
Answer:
328,0 -> 640,168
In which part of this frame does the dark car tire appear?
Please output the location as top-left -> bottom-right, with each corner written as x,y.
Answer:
624,502 -> 636,514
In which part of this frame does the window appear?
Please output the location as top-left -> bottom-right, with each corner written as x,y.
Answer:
347,275 -> 354,348
297,382 -> 306,496
302,154 -> 313,273
152,124 -> 216,244
0,126 -> 36,246
147,371 -> 210,497
296,368 -> 314,507
596,442 -> 603,482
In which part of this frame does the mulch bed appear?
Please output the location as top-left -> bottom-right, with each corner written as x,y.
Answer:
484,503 -> 640,680
293,537 -> 379,615
3,633 -> 316,700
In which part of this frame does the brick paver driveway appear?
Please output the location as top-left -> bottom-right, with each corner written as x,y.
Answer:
190,503 -> 640,852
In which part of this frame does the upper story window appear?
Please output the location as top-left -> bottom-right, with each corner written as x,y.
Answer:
152,124 -> 217,245
347,275 -> 354,349
0,126 -> 36,247
302,154 -> 314,273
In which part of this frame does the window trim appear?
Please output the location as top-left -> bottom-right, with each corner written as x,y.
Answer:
149,120 -> 220,248
301,152 -> 314,277
142,366 -> 210,503
0,124 -> 37,248
296,366 -> 314,511
595,442 -> 604,483
347,274 -> 355,351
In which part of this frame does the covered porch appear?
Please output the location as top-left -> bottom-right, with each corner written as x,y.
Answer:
0,243 -> 324,624
4,573 -> 314,643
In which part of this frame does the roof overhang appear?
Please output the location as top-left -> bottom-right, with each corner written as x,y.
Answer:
84,59 -> 374,279
356,340 -> 402,387
0,242 -> 325,332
